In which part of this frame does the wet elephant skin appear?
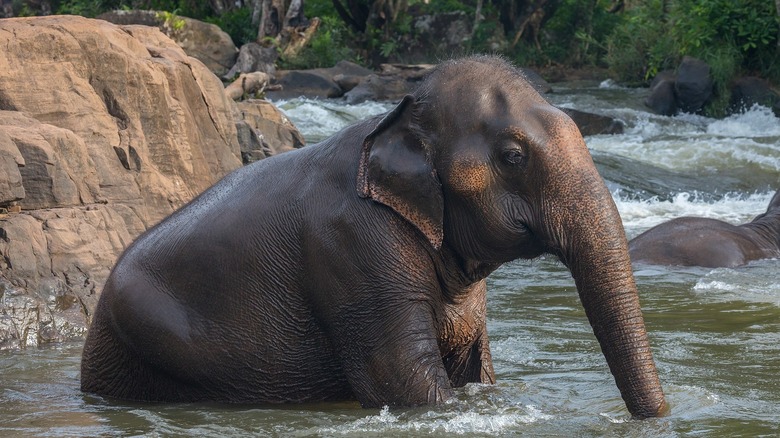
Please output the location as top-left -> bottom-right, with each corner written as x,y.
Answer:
81,55 -> 668,418
630,189 -> 780,267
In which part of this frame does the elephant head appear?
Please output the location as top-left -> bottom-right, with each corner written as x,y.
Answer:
357,56 -> 668,418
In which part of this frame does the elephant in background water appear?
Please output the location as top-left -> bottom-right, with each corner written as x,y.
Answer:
80,55 -> 668,418
630,189 -> 780,268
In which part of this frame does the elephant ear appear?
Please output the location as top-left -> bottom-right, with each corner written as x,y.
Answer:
357,95 -> 444,250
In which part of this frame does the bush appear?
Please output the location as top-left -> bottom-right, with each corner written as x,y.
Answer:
606,0 -> 779,87
543,0 -> 620,66
205,7 -> 257,46
279,16 -> 360,69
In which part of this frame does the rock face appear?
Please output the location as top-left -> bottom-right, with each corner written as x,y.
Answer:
98,10 -> 239,77
0,16 -> 245,349
224,42 -> 279,79
235,100 -> 305,163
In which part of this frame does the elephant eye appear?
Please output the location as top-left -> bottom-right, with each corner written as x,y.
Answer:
502,148 -> 525,166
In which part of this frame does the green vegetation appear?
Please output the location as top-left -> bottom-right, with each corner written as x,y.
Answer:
7,0 -> 779,94
278,15 -> 359,69
605,0 -> 779,114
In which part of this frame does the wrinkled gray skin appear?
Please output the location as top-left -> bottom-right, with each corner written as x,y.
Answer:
630,189 -> 780,267
81,56 -> 668,418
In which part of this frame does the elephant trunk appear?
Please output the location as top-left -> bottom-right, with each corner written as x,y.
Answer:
543,163 -> 668,418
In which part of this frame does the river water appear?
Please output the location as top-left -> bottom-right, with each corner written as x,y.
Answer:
1,82 -> 779,437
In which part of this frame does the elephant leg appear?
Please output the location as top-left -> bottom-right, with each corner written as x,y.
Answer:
81,303 -> 203,402
443,331 -> 496,387
330,298 -> 455,408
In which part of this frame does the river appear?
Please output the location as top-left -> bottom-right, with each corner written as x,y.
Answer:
1,82 -> 779,437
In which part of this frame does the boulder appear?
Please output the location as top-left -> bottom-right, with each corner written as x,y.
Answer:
98,10 -> 239,77
270,60 -> 551,104
0,16 -> 244,349
645,71 -> 678,116
344,74 -> 415,104
225,72 -> 275,101
266,70 -> 344,100
729,76 -> 780,116
675,56 -> 713,114
559,108 -> 625,136
224,42 -> 279,79
266,60 -> 374,100
344,63 -> 433,103
234,99 -> 305,163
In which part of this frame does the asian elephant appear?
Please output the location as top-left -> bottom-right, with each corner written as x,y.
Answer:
81,55 -> 668,418
630,189 -> 780,267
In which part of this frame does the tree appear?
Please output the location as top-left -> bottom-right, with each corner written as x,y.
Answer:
256,0 -> 307,40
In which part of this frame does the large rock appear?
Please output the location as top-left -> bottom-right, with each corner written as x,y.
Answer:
559,108 -> 625,136
224,42 -> 279,79
675,56 -> 713,114
644,70 -> 678,116
344,74 -> 416,104
234,99 -> 305,163
0,16 -> 245,349
98,10 -> 239,77
0,129 -> 25,205
266,61 -> 374,100
729,76 -> 780,116
343,63 -> 432,103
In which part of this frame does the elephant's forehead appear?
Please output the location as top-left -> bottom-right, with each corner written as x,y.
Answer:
447,93 -> 565,141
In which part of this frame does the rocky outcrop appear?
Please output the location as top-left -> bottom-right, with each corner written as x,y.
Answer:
97,10 -> 239,77
643,56 -> 717,116
560,108 -> 625,136
729,76 -> 780,117
266,60 -> 375,100
224,42 -> 279,79
645,70 -> 677,116
269,61 -> 552,105
675,56 -> 713,114
235,100 -> 305,163
643,57 -> 780,117
0,16 -> 249,349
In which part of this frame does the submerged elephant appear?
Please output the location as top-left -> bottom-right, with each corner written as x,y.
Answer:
630,189 -> 780,267
81,55 -> 668,418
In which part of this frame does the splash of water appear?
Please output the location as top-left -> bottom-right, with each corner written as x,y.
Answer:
707,105 -> 780,138
616,190 -> 774,232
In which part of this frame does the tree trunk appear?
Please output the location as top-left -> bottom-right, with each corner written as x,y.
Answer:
210,0 -> 228,15
252,0 -> 263,25
471,0 -> 483,40
281,17 -> 321,59
284,0 -> 306,28
258,0 -> 286,40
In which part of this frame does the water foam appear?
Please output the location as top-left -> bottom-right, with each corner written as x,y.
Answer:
273,98 -> 393,142
692,261 -> 780,306
616,191 -> 774,232
706,105 -> 780,138
316,404 -> 554,435
588,105 -> 780,173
